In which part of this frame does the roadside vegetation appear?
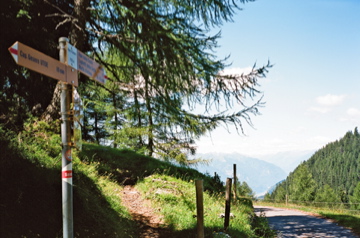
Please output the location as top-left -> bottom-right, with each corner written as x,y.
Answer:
1,122 -> 275,237
136,174 -> 275,237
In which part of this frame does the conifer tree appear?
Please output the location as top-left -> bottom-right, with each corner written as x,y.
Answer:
289,163 -> 316,202
84,0 -> 270,162
2,0 -> 270,165
350,182 -> 360,209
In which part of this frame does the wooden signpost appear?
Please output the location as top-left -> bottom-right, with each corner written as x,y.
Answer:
8,41 -> 78,86
8,37 -> 106,238
66,42 -> 106,84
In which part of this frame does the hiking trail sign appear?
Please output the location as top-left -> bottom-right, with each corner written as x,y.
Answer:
8,41 -> 78,86
8,41 -> 107,86
8,38 -> 106,238
65,42 -> 106,85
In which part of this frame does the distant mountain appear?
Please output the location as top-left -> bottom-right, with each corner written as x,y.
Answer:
195,152 -> 287,196
257,150 -> 314,174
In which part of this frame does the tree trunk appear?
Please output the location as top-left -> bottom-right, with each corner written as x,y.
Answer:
145,78 -> 154,157
134,90 -> 144,148
41,82 -> 62,122
41,0 -> 89,122
113,93 -> 118,148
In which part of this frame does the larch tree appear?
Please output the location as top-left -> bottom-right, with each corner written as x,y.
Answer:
32,0 -> 270,165
86,0 -> 270,163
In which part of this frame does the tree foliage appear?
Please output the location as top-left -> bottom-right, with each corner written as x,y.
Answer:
289,163 -> 316,202
268,128 -> 360,206
236,180 -> 255,199
1,0 -> 271,165
0,0 -> 72,129
350,182 -> 360,209
82,0 -> 270,162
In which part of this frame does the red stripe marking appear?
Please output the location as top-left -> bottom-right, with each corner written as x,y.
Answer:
9,47 -> 18,55
62,170 -> 72,179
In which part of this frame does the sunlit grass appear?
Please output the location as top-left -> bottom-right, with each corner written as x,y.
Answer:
2,122 -> 274,237
136,174 -> 274,237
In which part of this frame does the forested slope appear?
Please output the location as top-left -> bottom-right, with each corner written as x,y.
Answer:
266,128 -> 360,207
307,128 -> 360,200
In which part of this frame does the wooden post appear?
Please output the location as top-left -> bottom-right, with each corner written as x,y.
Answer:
233,164 -> 237,201
224,178 -> 232,230
195,180 -> 204,238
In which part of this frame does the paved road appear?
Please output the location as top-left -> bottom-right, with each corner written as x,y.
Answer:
254,206 -> 359,238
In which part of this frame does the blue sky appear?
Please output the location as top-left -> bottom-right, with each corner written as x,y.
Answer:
196,0 -> 360,156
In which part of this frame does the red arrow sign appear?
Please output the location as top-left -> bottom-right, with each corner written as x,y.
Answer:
8,41 -> 78,86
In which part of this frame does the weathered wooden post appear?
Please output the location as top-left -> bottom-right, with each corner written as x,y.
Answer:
233,164 -> 237,201
224,178 -> 232,230
195,180 -> 204,238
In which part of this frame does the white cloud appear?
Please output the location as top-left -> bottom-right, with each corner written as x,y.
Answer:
290,126 -> 307,134
308,106 -> 331,114
347,108 -> 360,117
340,108 -> 360,122
316,94 -> 346,106
309,94 -> 347,114
220,67 -> 253,76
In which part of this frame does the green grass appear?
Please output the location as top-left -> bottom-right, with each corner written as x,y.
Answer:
1,127 -> 138,237
255,201 -> 360,236
136,174 -> 275,237
1,123 -> 274,237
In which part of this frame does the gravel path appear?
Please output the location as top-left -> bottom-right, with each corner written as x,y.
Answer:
254,206 -> 359,238
121,186 -> 170,238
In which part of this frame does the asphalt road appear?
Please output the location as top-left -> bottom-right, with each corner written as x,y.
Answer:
254,206 -> 359,238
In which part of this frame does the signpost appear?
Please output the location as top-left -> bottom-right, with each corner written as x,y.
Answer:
8,41 -> 78,86
66,42 -> 106,85
8,37 -> 106,238
59,37 -> 74,238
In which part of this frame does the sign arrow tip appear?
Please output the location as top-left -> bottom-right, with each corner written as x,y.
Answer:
8,42 -> 19,63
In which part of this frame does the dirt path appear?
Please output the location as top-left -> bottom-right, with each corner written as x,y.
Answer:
254,206 -> 359,238
121,185 -> 170,238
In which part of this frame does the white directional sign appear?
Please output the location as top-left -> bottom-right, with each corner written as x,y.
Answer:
66,43 -> 78,70
66,42 -> 107,85
9,41 -> 78,86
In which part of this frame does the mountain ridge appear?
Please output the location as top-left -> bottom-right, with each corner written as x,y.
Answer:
195,152 -> 288,196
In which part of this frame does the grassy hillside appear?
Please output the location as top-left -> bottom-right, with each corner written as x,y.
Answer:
0,123 -> 273,237
0,126 -> 138,237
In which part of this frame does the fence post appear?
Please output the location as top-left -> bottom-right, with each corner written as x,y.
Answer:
195,180 -> 204,238
224,178 -> 232,230
233,164 -> 237,201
